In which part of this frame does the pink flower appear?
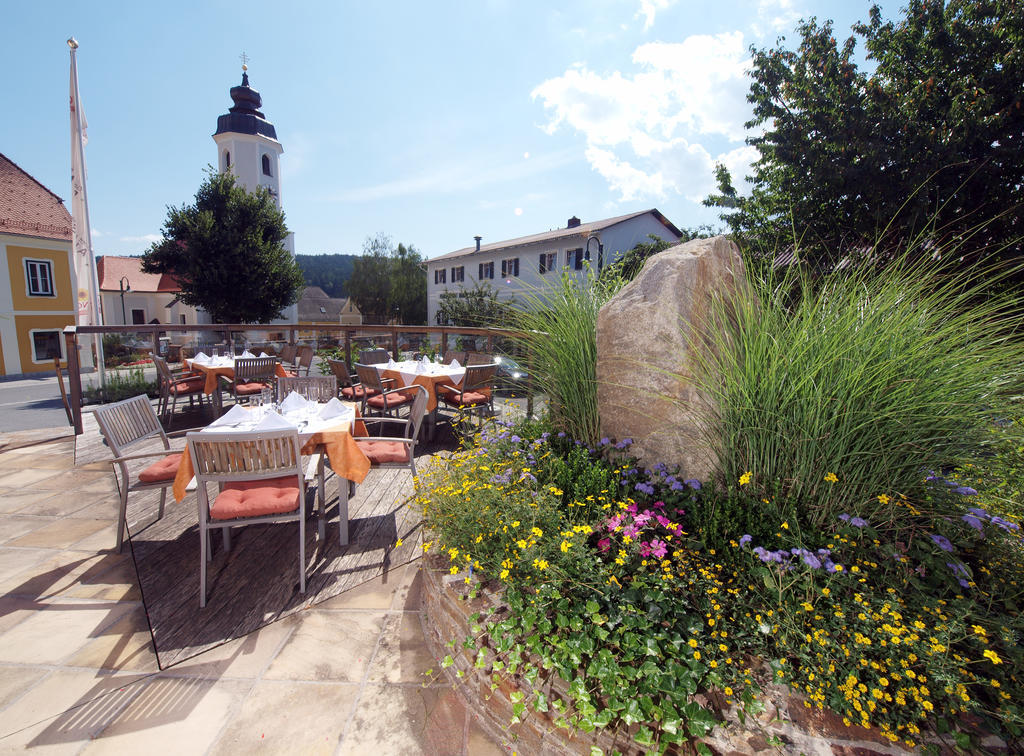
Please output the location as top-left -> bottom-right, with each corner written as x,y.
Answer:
650,539 -> 667,558
598,538 -> 611,552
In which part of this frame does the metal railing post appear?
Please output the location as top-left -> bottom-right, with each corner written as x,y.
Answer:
63,326 -> 84,435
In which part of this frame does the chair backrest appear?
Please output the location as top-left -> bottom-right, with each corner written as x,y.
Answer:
152,354 -> 174,385
466,352 -> 492,366
406,385 -> 429,441
276,375 -> 337,403
278,344 -> 298,365
234,357 -> 278,381
443,350 -> 468,365
187,429 -> 303,487
94,394 -> 170,457
359,348 -> 389,365
354,363 -> 385,392
463,363 -> 499,393
295,345 -> 315,376
326,358 -> 354,388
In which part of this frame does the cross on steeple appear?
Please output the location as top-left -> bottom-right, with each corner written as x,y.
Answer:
239,51 -> 250,70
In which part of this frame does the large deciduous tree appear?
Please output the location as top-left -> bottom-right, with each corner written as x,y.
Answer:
707,0 -> 1024,268
347,233 -> 427,324
141,170 -> 304,323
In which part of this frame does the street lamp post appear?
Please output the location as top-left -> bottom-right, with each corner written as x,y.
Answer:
118,276 -> 131,325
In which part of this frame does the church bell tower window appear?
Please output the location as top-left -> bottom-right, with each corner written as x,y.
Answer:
262,154 -> 272,176
224,151 -> 231,170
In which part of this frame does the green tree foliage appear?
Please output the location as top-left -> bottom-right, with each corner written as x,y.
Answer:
294,253 -> 357,298
141,170 -> 304,323
436,282 -> 512,327
707,0 -> 1024,267
599,227 -> 714,283
347,233 -> 427,324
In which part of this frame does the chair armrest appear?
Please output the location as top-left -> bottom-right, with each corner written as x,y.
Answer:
355,436 -> 414,446
109,449 -> 184,465
166,427 -> 207,438
359,416 -> 410,432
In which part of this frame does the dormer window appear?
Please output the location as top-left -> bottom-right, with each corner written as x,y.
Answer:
262,154 -> 272,176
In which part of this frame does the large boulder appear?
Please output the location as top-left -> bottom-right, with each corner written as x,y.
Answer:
596,235 -> 747,480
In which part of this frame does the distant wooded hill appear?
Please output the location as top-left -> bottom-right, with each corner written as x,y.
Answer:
295,254 -> 358,298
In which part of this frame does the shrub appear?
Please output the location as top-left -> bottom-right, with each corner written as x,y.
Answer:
84,366 -> 158,404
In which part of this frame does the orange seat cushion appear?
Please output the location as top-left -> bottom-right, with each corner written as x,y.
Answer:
356,440 -> 410,465
442,390 -> 489,407
232,381 -> 269,395
210,477 -> 301,520
366,392 -> 411,409
171,378 -> 205,394
341,385 -> 379,400
138,453 -> 181,483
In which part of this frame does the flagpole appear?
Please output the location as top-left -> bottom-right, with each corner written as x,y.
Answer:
68,37 -> 105,390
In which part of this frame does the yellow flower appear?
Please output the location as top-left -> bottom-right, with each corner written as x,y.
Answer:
724,686 -> 733,696
781,521 -> 789,530
693,651 -> 701,660
395,538 -> 403,547
739,471 -> 752,486
983,649 -> 1003,665
688,638 -> 699,648
877,494 -> 890,505
824,472 -> 838,483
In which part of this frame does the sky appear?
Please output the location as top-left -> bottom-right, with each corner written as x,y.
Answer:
2,0 -> 888,261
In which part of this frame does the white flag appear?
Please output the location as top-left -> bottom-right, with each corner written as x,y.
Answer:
69,42 -> 97,326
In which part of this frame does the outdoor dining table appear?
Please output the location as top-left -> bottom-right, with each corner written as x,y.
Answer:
171,397 -> 371,544
184,353 -> 290,395
378,359 -> 470,413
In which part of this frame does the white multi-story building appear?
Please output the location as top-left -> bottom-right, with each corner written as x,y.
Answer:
425,209 -> 682,325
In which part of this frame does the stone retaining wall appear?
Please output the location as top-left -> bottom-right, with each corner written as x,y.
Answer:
419,556 -> 1010,755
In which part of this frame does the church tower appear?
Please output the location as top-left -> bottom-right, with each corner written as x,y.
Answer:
213,65 -> 284,205
213,64 -> 297,323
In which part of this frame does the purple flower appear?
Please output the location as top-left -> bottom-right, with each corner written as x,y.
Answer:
739,534 -> 753,547
600,437 -> 610,446
753,546 -> 770,562
802,553 -> 822,569
557,431 -> 566,438
968,507 -> 987,517
670,480 -> 684,491
991,516 -> 1020,532
615,438 -> 633,449
930,534 -> 954,552
952,486 -> 978,496
850,517 -> 868,528
684,479 -> 702,490
541,432 -> 551,440
839,513 -> 851,522
962,514 -> 985,532
509,435 -> 521,443
635,482 -> 655,495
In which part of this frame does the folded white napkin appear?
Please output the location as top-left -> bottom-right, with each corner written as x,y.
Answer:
319,397 -> 354,421
255,411 -> 296,431
386,358 -> 397,368
414,361 -> 424,374
259,352 -> 270,358
240,350 -> 255,359
209,404 -> 251,428
421,355 -> 430,366
278,390 -> 310,414
192,351 -> 210,364
450,358 -> 461,369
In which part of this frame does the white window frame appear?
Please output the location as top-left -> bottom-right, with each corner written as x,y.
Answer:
24,258 -> 55,297
29,329 -> 64,364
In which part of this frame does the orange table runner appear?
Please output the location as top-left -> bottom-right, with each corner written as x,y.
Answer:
185,360 -> 290,394
172,413 -> 371,502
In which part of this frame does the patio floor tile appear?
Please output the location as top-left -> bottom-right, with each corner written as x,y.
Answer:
367,611 -> 435,684
7,518 -> 112,550
262,610 -> 385,683
208,680 -> 360,755
338,683 -> 469,756
317,561 -> 419,611
64,607 -> 158,673
0,600 -> 135,665
167,614 -> 299,680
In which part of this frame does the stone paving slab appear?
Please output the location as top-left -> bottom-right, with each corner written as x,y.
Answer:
0,425 -> 506,754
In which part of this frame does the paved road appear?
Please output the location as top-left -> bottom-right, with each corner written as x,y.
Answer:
0,374 -> 76,432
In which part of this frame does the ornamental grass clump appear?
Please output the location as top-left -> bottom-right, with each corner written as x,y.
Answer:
691,246 -> 1024,527
512,267 -> 625,444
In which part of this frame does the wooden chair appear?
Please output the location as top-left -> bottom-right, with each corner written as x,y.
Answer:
94,394 -> 192,553
275,375 -> 337,403
153,355 -> 207,424
354,363 -> 412,418
222,357 -> 277,404
278,344 -> 298,372
327,358 -> 380,404
54,357 -> 73,425
358,348 -> 390,365
354,385 -> 429,477
466,351 -> 493,365
294,345 -> 316,377
443,350 -> 468,365
438,362 -> 498,426
187,428 -> 306,608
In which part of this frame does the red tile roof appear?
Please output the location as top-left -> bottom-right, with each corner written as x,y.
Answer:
97,256 -> 182,293
0,153 -> 72,241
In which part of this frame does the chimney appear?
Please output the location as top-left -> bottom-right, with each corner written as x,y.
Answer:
474,235 -> 482,251
567,216 -> 581,228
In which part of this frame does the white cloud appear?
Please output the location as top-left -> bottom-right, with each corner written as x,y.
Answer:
120,233 -> 161,244
636,0 -> 677,31
751,0 -> 800,39
532,32 -> 757,202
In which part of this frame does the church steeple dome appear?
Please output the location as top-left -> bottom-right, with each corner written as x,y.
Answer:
214,70 -> 277,139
